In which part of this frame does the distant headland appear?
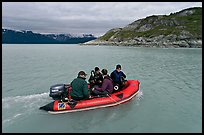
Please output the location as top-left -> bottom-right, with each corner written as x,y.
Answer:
82,7 -> 202,48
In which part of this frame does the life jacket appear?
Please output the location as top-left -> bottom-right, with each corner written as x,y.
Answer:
90,70 -> 96,81
113,70 -> 123,83
92,71 -> 103,82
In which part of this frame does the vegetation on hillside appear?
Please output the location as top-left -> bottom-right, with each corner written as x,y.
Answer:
98,7 -> 202,41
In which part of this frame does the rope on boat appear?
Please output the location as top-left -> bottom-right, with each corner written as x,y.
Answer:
107,94 -> 118,103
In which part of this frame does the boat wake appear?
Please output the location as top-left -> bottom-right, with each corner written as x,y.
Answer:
2,92 -> 50,126
3,92 -> 49,103
134,89 -> 143,105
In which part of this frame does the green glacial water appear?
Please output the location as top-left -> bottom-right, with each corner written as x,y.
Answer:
2,44 -> 202,133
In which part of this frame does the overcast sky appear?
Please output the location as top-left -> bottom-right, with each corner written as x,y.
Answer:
2,2 -> 202,37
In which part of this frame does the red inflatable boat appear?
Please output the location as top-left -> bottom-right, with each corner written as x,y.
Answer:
40,80 -> 140,114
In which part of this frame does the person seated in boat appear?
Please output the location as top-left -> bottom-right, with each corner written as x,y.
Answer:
110,64 -> 127,91
70,71 -> 91,101
91,69 -> 113,96
88,67 -> 103,89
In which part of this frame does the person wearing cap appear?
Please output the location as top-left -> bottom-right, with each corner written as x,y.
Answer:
92,69 -> 113,96
110,64 -> 126,90
70,71 -> 90,101
88,67 -> 103,89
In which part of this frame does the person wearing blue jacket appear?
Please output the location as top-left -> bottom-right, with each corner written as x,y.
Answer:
110,64 -> 126,91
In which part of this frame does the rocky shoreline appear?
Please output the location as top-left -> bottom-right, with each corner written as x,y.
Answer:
81,37 -> 202,48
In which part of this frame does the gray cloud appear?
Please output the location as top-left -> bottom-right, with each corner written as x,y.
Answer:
2,2 -> 202,37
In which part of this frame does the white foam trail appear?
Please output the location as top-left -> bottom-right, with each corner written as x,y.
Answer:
14,113 -> 22,118
2,92 -> 49,103
2,113 -> 23,127
2,92 -> 51,126
134,89 -> 143,105
136,89 -> 143,99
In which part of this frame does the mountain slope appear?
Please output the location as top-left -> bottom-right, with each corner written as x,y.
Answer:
83,7 -> 202,48
2,29 -> 96,44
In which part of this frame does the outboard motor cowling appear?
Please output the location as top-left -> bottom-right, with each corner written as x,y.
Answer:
49,84 -> 67,100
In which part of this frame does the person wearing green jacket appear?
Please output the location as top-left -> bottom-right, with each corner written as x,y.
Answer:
70,71 -> 90,101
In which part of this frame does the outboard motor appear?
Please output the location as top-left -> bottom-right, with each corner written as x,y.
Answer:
49,84 -> 69,100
